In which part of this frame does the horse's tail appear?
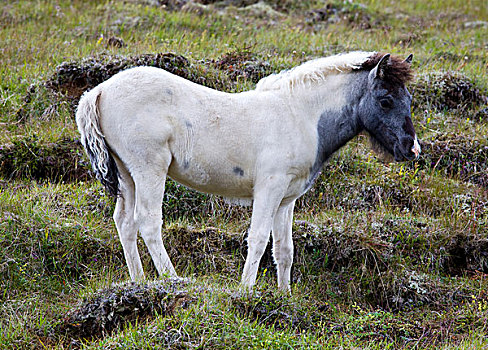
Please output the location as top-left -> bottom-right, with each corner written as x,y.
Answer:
76,88 -> 119,196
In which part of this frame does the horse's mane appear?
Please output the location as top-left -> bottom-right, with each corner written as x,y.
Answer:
256,51 -> 413,92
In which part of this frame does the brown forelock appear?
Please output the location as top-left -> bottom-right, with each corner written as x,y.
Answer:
357,52 -> 414,86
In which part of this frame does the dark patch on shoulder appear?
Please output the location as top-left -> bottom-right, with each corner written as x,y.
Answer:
185,120 -> 192,128
233,166 -> 244,177
183,160 -> 190,170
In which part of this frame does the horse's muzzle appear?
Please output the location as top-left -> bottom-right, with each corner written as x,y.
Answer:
411,136 -> 421,159
395,135 -> 421,161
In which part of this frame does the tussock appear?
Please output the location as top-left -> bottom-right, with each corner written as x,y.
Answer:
417,134 -> 488,188
412,71 -> 488,114
53,280 -> 189,343
0,136 -> 90,183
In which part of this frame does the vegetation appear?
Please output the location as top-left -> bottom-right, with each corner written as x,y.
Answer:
1,0 -> 487,348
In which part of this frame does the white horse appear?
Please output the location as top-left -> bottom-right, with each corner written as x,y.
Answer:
76,51 -> 420,291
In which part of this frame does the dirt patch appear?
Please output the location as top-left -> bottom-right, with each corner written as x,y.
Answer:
52,280 -> 189,345
0,136 -> 90,183
411,71 -> 488,114
105,36 -> 127,48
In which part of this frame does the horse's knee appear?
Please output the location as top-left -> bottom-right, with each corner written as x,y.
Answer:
277,248 -> 293,267
135,214 -> 160,234
247,234 -> 268,258
133,207 -> 160,240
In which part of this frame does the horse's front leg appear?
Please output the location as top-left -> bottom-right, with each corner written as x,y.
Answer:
272,200 -> 296,291
241,175 -> 289,289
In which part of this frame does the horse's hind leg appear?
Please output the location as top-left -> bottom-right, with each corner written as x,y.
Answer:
272,200 -> 295,291
132,151 -> 177,278
113,160 -> 144,280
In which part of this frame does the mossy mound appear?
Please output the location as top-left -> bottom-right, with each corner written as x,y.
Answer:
291,219 -> 486,310
412,71 -> 488,114
15,50 -> 271,123
160,222 -> 487,311
306,1 -> 380,29
53,280 -> 189,343
45,50 -> 272,103
212,46 -> 272,83
45,53 -> 205,100
0,136 -> 90,183
417,134 -> 488,188
231,287 -> 321,331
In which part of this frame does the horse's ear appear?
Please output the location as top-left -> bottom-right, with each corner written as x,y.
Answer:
404,54 -> 413,64
376,53 -> 390,79
370,53 -> 390,82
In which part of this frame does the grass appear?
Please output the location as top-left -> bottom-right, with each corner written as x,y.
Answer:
1,0 -> 488,348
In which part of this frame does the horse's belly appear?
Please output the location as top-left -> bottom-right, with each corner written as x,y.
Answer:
168,162 -> 254,199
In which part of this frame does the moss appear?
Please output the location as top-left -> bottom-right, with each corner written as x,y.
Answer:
290,218 -> 486,310
231,285 -> 322,331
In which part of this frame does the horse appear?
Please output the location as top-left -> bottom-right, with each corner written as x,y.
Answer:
76,51 -> 421,291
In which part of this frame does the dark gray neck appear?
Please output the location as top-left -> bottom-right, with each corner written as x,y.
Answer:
304,72 -> 367,189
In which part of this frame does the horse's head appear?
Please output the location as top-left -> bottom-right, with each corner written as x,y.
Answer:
358,53 -> 420,161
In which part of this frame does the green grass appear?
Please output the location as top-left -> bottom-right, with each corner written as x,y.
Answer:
1,0 -> 488,348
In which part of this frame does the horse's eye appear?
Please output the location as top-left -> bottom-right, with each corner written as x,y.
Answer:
379,97 -> 393,109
